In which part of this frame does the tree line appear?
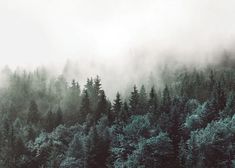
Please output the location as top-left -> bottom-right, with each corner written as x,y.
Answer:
0,65 -> 234,167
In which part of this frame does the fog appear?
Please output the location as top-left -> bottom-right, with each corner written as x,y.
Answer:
1,0 -> 235,97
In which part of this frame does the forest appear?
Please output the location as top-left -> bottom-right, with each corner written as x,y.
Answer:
0,59 -> 234,168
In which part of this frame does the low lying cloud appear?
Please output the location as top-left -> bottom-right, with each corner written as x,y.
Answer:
0,0 -> 235,97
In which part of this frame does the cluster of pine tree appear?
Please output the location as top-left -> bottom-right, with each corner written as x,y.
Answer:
0,63 -> 234,168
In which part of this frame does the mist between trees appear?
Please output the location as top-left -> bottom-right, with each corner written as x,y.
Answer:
0,56 -> 234,167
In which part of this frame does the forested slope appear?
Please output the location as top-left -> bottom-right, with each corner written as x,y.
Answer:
0,63 -> 234,168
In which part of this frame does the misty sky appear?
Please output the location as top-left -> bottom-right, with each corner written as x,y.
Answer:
1,0 -> 235,97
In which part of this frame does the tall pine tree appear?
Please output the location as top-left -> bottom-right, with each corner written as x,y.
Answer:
27,100 -> 40,124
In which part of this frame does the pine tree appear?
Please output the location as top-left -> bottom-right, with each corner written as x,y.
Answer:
92,76 -> 102,111
149,86 -> 159,120
168,97 -> 186,168
209,69 -> 215,93
27,100 -> 40,124
63,80 -> 81,115
129,85 -> 139,115
113,92 -> 122,122
95,90 -> 107,123
215,81 -> 226,111
85,127 -> 110,168
45,109 -> 54,132
71,79 -> 76,89
94,76 -> 101,96
149,86 -> 158,109
79,90 -> 91,124
119,101 -> 129,122
161,85 -> 171,114
55,107 -> 63,127
221,91 -> 235,117
85,127 -> 99,168
139,85 -> 148,115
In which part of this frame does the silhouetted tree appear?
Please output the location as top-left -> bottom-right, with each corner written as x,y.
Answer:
129,85 -> 139,115
113,92 -> 122,122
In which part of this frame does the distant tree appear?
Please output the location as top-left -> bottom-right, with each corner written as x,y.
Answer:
221,91 -> 235,117
94,76 -> 102,96
85,76 -> 102,111
148,86 -> 159,121
27,100 -> 40,124
149,86 -> 158,110
139,85 -> 148,115
201,84 -> 225,125
8,104 -> 17,121
26,125 -> 36,141
63,80 -> 81,115
215,81 -> 226,111
209,69 -> 216,93
119,101 -> 129,122
55,107 -> 63,127
85,78 -> 94,93
95,90 -> 107,123
129,85 -> 139,115
113,92 -> 122,122
45,109 -> 54,132
79,90 -> 91,124
161,85 -> 171,114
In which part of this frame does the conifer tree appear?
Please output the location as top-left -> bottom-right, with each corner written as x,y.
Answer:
45,109 -> 54,132
129,85 -> 139,115
79,90 -> 91,124
161,85 -> 171,114
95,90 -> 107,123
55,107 -> 63,127
215,81 -> 226,111
149,86 -> 159,120
113,92 -> 122,121
139,85 -> 148,114
94,76 -> 101,96
119,101 -> 129,122
149,86 -> 158,109
85,127 -> 110,168
27,100 -> 40,124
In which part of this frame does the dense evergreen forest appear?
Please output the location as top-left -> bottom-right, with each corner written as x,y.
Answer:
0,60 -> 235,168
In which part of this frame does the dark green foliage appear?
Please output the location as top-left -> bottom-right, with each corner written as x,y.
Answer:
221,92 -> 235,117
139,85 -> 148,115
0,64 -> 234,167
113,92 -> 122,122
149,86 -> 160,124
119,101 -> 129,122
149,86 -> 158,111
85,126 -> 110,168
126,133 -> 174,168
27,100 -> 40,124
161,85 -> 171,113
129,85 -> 139,115
45,109 -> 54,132
79,90 -> 91,124
95,90 -> 107,123
55,107 -> 63,127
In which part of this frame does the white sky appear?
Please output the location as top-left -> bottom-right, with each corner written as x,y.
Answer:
1,0 -> 235,68
1,0 -> 235,97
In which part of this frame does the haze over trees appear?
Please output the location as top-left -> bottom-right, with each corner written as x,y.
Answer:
0,60 -> 234,168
